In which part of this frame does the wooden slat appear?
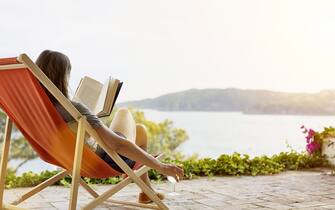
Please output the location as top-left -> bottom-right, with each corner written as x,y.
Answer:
69,117 -> 86,210
0,117 -> 13,208
79,178 -> 99,198
83,154 -> 165,210
83,168 -> 144,210
106,153 -> 168,210
0,64 -> 25,70
11,170 -> 69,205
3,203 -> 29,210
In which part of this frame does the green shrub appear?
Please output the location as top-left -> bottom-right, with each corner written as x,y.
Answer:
165,151 -> 328,178
4,151 -> 329,189
5,169 -> 59,189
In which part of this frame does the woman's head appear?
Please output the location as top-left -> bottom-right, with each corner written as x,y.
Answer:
36,50 -> 71,101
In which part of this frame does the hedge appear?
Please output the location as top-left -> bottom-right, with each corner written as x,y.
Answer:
5,151 -> 328,189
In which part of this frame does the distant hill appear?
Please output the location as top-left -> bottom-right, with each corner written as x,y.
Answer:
118,88 -> 335,115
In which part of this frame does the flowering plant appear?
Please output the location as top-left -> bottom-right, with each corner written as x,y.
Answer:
301,125 -> 321,154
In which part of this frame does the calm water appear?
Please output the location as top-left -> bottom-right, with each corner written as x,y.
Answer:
11,110 -> 335,174
142,110 -> 335,158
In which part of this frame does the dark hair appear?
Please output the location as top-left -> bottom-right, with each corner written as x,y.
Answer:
36,50 -> 72,102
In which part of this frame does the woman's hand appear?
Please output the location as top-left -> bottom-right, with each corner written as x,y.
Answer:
157,163 -> 184,182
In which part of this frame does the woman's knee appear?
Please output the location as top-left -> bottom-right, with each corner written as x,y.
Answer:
136,124 -> 147,134
136,124 -> 148,146
110,107 -> 136,141
115,107 -> 131,117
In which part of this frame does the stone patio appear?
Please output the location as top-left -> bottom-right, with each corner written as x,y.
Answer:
4,171 -> 335,209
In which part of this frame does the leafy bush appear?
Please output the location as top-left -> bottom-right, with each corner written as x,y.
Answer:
4,151 -> 329,189
161,151 -> 328,180
5,169 -> 59,189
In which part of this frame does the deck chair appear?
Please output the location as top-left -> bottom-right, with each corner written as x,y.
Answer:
0,54 -> 169,210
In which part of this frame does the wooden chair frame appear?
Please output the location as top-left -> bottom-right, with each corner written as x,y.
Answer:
0,54 -> 169,210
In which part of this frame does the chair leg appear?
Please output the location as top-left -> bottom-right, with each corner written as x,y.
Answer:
83,154 -> 167,210
125,169 -> 168,210
83,168 -> 148,210
69,117 -> 86,210
0,117 -> 12,208
3,203 -> 29,210
11,170 -> 69,205
109,153 -> 168,210
79,179 -> 99,198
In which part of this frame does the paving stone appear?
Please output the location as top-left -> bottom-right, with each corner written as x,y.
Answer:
255,202 -> 294,210
322,204 -> 335,209
3,171 -> 335,209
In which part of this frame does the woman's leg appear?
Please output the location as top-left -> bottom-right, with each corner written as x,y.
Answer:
109,108 -> 136,143
135,124 -> 152,190
109,108 -> 154,190
135,123 -> 164,203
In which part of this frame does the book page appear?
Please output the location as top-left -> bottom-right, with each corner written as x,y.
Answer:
73,76 -> 103,112
105,79 -> 121,112
94,77 -> 110,115
96,78 -> 122,117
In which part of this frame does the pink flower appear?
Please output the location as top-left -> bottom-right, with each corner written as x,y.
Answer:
305,129 -> 315,141
305,136 -> 311,143
306,145 -> 312,154
301,126 -> 320,154
308,129 -> 315,137
306,141 -> 320,154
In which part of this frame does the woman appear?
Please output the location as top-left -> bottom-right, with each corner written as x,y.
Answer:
36,50 -> 183,204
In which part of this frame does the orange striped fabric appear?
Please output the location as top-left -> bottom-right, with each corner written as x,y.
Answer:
0,58 -> 141,178
0,57 -> 19,65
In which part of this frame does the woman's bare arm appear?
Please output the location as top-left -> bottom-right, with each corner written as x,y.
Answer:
96,125 -> 184,180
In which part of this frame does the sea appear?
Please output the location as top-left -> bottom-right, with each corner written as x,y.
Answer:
10,109 -> 335,175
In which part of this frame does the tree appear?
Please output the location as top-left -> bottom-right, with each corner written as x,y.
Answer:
0,109 -> 37,172
9,137 -> 37,171
131,110 -> 188,156
104,109 -> 188,157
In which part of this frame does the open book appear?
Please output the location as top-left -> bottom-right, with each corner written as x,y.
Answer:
73,76 -> 123,118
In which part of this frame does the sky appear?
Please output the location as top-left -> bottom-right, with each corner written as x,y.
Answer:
1,0 -> 335,102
